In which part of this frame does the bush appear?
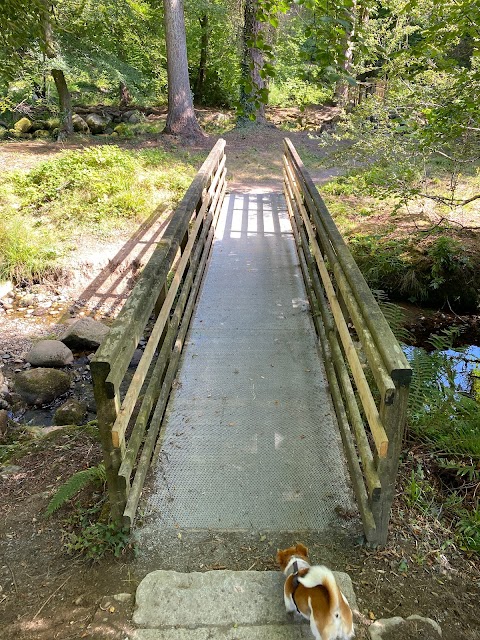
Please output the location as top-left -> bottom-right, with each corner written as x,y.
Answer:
346,232 -> 477,310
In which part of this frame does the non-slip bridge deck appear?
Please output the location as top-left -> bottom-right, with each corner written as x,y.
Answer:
143,191 -> 356,531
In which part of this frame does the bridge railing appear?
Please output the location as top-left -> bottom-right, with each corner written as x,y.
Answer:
91,139 -> 227,528
283,138 -> 411,545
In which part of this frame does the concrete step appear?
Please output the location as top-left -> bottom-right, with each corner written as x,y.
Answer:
130,569 -> 356,639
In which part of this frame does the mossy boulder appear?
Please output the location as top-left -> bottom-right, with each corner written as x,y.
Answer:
14,117 -> 33,133
8,129 -> 24,139
30,120 -> 48,132
72,113 -> 90,133
14,368 -> 72,406
123,109 -> 145,124
53,398 -> 87,425
45,118 -> 60,131
33,129 -> 51,139
114,123 -> 130,136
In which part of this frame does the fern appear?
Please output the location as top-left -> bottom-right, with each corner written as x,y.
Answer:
45,464 -> 106,517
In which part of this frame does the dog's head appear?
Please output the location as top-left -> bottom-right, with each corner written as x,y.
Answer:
276,543 -> 309,570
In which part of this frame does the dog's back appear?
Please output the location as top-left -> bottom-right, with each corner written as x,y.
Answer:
298,566 -> 354,640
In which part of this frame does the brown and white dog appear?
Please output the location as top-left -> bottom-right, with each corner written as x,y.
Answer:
276,543 -> 354,640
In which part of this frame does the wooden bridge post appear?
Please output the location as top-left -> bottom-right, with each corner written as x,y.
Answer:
372,384 -> 410,545
90,360 -> 126,524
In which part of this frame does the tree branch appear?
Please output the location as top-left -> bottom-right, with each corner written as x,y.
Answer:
418,192 -> 480,207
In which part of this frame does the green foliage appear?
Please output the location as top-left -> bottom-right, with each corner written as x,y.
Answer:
45,464 -> 106,517
456,507 -> 480,553
0,213 -> 59,283
343,229 -> 477,310
269,78 -> 332,108
186,0 -> 241,107
0,145 -> 199,282
405,465 -> 434,512
404,329 -> 480,553
62,501 -> 130,561
8,145 -> 197,227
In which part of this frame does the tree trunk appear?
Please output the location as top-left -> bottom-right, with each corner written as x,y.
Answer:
335,3 -> 356,107
238,0 -> 267,125
43,6 -> 73,138
194,14 -> 209,105
335,1 -> 368,108
163,0 -> 204,137
119,81 -> 132,108
51,69 -> 73,138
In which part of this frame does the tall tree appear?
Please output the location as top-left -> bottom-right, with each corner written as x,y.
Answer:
238,0 -> 269,123
163,0 -> 203,136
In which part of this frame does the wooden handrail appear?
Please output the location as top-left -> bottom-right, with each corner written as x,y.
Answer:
91,139 -> 227,526
283,138 -> 411,545
284,138 -> 411,386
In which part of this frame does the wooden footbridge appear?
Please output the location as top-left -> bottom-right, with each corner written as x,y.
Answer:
91,139 -> 411,546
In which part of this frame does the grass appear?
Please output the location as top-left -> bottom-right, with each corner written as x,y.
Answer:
0,214 -> 59,283
0,144 -> 203,283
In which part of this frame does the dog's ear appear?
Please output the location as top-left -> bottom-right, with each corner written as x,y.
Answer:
295,543 -> 309,557
276,549 -> 287,567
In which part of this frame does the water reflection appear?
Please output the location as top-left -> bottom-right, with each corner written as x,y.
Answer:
403,345 -> 480,394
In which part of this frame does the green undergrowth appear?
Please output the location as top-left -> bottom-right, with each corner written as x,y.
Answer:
0,144 -> 202,282
344,232 -> 477,311
403,328 -> 480,554
61,501 -> 130,561
1,420 -> 130,561
46,463 -> 131,562
321,170 -> 479,310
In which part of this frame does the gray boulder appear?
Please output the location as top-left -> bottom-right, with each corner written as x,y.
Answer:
85,113 -> 111,134
61,317 -> 110,350
26,339 -> 74,367
122,109 -> 145,124
14,368 -> 71,406
72,113 -> 90,133
53,398 -> 87,425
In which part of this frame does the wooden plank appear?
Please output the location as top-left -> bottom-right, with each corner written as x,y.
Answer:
284,169 -> 381,500
106,179 -> 214,394
371,385 -> 410,545
90,359 -> 126,523
284,156 -> 388,458
118,171 -> 225,490
284,179 -> 377,539
284,138 -> 411,386
293,172 -> 396,404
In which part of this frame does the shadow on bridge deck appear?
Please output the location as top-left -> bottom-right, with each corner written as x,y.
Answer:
136,192 -> 359,539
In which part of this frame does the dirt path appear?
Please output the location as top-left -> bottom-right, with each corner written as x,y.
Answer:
1,121 -> 479,640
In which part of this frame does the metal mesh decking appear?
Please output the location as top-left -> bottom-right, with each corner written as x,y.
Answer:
144,192 -> 357,530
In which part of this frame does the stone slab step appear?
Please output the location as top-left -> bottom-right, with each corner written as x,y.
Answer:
130,570 -> 356,639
